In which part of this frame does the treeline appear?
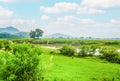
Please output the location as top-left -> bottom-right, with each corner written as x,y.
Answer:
0,33 -> 26,38
12,38 -> 120,46
0,33 -> 18,38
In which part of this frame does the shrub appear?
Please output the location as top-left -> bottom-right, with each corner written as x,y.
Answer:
78,46 -> 89,57
0,43 -> 43,81
88,45 -> 98,56
104,41 -> 119,45
59,45 -> 75,56
0,51 -> 17,81
0,40 -> 12,51
99,47 -> 120,63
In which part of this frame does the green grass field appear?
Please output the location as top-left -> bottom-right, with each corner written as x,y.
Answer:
41,49 -> 120,81
0,39 -> 120,81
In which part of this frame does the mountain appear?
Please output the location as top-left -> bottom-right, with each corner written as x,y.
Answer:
0,26 -> 20,34
0,26 -> 28,38
46,33 -> 72,38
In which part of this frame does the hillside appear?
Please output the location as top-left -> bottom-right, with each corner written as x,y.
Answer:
0,26 -> 28,38
0,26 -> 20,34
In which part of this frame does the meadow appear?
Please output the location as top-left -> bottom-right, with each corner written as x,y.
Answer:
0,38 -> 120,81
41,49 -> 120,81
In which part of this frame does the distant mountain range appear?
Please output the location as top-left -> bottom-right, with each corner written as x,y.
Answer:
0,27 -> 73,38
0,26 -> 20,34
45,33 -> 73,38
0,26 -> 28,38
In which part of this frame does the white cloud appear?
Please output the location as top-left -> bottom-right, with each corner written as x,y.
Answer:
0,6 -> 13,18
40,0 -> 120,15
40,2 -> 78,14
42,16 -> 120,38
0,19 -> 37,31
56,16 -> 95,24
77,7 -> 106,14
40,1 -> 108,14
0,0 -> 15,2
81,0 -> 120,8
41,15 -> 50,20
0,19 -> 35,25
0,0 -> 41,2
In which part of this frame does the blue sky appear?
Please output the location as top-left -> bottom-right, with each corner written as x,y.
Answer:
0,0 -> 120,38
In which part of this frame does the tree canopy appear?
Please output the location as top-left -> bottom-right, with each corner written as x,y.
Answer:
29,29 -> 43,39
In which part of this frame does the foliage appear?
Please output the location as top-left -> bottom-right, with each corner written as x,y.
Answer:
0,42 -> 43,81
29,30 -> 36,39
0,33 -> 26,38
88,45 -> 98,56
78,46 -> 89,57
29,29 -> 43,39
104,41 -> 119,45
100,47 -> 120,63
59,45 -> 75,56
11,38 -> 120,49
0,40 -> 12,51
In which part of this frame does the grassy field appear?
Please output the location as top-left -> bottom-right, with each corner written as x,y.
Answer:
41,49 -> 120,81
0,39 -> 120,81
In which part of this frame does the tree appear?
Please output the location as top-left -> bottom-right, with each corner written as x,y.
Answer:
29,30 -> 36,38
35,29 -> 43,38
29,29 -> 43,39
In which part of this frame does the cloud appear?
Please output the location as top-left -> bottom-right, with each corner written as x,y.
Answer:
0,19 -> 35,25
0,6 -> 13,18
40,2 -> 78,14
40,1 -> 107,14
81,0 -> 120,8
42,16 -> 120,38
0,0 -> 42,3
77,7 -> 106,14
41,15 -> 50,20
0,19 -> 39,32
56,16 -> 95,24
0,0 -> 15,2
40,0 -> 119,14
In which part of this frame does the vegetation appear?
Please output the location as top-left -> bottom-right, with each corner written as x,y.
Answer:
29,29 -> 43,39
59,45 -> 75,56
78,46 -> 89,57
11,38 -> 120,48
0,41 -> 43,81
41,49 -> 120,81
0,39 -> 120,81
100,47 -> 120,64
0,33 -> 24,38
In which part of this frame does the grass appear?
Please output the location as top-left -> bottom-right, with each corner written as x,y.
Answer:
40,49 -> 120,81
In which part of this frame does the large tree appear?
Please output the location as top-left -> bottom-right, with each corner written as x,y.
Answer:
29,29 -> 43,39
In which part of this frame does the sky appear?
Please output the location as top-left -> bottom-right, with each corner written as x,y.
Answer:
0,0 -> 120,38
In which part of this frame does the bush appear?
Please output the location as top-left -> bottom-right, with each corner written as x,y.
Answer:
0,43 -> 43,81
78,46 -> 89,57
59,45 -> 75,56
0,40 -> 12,51
99,47 -> 120,63
88,45 -> 98,56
